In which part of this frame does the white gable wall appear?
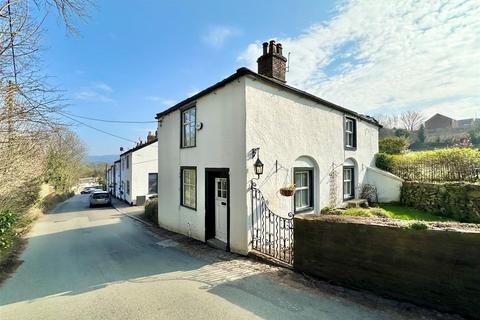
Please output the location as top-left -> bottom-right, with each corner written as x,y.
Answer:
119,153 -> 132,203
114,162 -> 121,197
157,79 -> 248,254
244,76 -> 379,225
130,141 -> 158,204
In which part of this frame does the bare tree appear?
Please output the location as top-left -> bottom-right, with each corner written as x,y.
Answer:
375,114 -> 399,129
0,0 -> 92,216
399,111 -> 425,132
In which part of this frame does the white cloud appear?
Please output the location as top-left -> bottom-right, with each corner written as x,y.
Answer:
239,0 -> 480,119
93,81 -> 113,93
202,25 -> 240,48
74,81 -> 114,103
145,96 -> 176,106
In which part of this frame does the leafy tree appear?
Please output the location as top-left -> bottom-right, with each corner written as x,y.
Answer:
379,136 -> 409,154
394,128 -> 410,138
418,124 -> 426,143
467,122 -> 480,145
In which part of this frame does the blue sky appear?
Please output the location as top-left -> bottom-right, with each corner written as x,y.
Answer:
40,0 -> 480,156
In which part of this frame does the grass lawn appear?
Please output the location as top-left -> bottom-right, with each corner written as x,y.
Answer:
379,204 -> 453,222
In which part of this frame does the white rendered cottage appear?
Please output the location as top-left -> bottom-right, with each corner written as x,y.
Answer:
119,137 -> 158,205
155,40 -> 400,256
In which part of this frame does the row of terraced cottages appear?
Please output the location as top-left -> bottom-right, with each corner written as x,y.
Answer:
107,40 -> 402,255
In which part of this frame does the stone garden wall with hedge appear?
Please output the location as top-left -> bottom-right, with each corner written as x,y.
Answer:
294,214 -> 480,318
401,182 -> 480,223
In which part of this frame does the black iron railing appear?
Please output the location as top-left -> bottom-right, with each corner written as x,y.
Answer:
250,181 -> 294,266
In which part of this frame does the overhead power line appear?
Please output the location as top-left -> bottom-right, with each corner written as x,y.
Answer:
57,111 -> 137,143
61,111 -> 157,124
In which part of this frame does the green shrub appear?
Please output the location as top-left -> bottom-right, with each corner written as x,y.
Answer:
402,222 -> 428,230
375,153 -> 395,171
378,147 -> 480,182
144,199 -> 158,226
0,210 -> 19,249
342,208 -> 372,217
379,136 -> 409,154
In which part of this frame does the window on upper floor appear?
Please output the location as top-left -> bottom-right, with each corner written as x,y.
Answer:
181,107 -> 196,148
126,155 -> 130,169
294,168 -> 314,212
181,167 -> 196,210
345,117 -> 357,149
148,173 -> 158,194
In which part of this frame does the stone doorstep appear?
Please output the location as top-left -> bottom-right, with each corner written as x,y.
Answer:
345,199 -> 369,208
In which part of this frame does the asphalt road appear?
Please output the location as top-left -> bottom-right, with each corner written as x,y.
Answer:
0,195 -> 442,320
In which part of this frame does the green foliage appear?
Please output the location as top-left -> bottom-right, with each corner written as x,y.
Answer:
370,208 -> 389,218
377,147 -> 480,182
380,203 -> 452,222
144,199 -> 158,226
44,131 -> 86,193
394,128 -> 410,138
417,124 -> 426,143
467,122 -> 480,145
342,208 -> 372,217
401,222 -> 428,230
375,153 -> 395,171
0,210 -> 19,250
379,136 -> 409,154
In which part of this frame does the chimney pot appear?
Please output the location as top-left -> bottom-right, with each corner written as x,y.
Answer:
276,43 -> 283,55
262,42 -> 268,55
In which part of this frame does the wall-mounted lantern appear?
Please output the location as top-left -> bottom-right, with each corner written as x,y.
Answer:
254,157 -> 264,178
252,147 -> 264,179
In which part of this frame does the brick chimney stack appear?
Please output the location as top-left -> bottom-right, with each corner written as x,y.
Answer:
146,131 -> 156,143
257,40 -> 287,82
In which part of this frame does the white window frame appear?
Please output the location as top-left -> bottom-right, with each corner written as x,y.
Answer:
181,107 -> 196,148
294,169 -> 313,212
345,117 -> 356,148
181,167 -> 196,210
343,167 -> 354,200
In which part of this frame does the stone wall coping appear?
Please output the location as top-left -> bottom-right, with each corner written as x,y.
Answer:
367,166 -> 404,182
295,213 -> 480,233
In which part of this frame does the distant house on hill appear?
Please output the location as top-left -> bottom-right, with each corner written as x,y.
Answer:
422,113 -> 479,145
425,113 -> 457,130
425,113 -> 478,130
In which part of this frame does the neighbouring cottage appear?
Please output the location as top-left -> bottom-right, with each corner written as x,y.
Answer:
113,159 -> 121,197
155,40 -> 394,255
117,132 -> 158,205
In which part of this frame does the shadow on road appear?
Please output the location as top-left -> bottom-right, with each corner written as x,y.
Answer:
0,216 -> 207,306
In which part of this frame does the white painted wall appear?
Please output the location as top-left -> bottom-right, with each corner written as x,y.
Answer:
114,161 -> 121,197
365,166 -> 403,202
120,153 -> 131,203
130,141 -> 158,205
244,76 -> 379,235
157,79 -> 247,254
156,73 -> 380,256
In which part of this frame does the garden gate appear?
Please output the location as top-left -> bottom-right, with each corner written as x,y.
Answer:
250,181 -> 294,266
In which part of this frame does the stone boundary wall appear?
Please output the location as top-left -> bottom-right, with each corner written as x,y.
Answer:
294,214 -> 480,319
401,181 -> 480,223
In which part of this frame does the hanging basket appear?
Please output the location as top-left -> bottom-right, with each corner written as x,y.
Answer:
279,185 -> 296,197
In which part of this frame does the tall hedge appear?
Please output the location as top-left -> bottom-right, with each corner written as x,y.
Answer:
376,147 -> 480,182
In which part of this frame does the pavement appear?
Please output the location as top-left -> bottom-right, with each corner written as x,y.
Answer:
0,195 -> 462,320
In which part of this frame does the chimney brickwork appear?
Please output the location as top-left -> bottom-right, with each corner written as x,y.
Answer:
257,40 -> 287,82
